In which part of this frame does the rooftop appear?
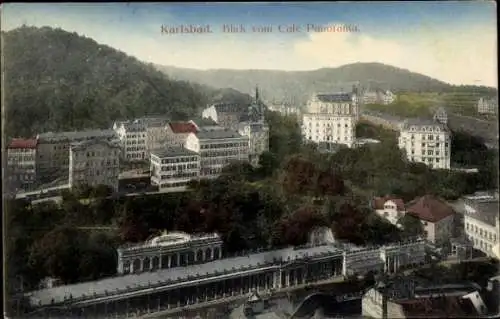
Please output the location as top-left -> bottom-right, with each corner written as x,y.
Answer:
463,197 -> 499,227
8,138 -> 38,149
37,129 -> 117,142
69,139 -> 120,151
150,146 -> 199,158
119,231 -> 219,251
401,118 -> 450,132
372,195 -> 405,211
212,103 -> 243,114
138,116 -> 169,128
196,128 -> 245,140
169,121 -> 199,134
406,195 -> 456,223
316,93 -> 353,103
26,245 -> 342,307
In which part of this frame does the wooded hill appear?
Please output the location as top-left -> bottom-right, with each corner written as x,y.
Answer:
3,26 -> 252,138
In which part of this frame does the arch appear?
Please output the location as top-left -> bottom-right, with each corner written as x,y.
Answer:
151,256 -> 159,270
171,254 -> 178,267
132,259 -> 141,273
161,255 -> 169,269
196,249 -> 203,262
205,248 -> 212,260
143,257 -> 151,271
187,251 -> 195,264
179,252 -> 187,266
123,260 -> 131,274
213,247 -> 220,260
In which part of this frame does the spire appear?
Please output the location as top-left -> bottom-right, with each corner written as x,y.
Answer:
255,85 -> 260,102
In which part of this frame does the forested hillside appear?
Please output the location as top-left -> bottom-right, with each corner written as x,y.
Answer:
157,62 -> 458,104
3,26 -> 250,138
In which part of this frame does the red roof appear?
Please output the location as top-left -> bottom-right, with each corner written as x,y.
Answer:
8,138 -> 38,149
406,195 -> 455,223
372,195 -> 405,211
169,122 -> 198,134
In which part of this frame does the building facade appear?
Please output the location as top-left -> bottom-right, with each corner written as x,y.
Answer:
113,120 -> 147,162
36,129 -> 118,183
69,139 -> 121,191
149,147 -> 200,192
6,138 -> 38,190
433,106 -> 448,125
477,97 -> 498,115
202,103 -> 244,130
372,196 -> 406,226
463,193 -> 500,258
302,92 -> 359,148
164,121 -> 199,147
117,231 -> 223,274
406,195 -> 456,245
185,127 -> 249,179
398,118 -> 451,169
139,117 -> 170,157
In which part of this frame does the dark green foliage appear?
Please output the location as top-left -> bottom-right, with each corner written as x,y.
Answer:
3,26 -> 251,138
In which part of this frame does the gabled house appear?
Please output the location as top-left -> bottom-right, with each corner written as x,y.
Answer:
406,195 -> 456,244
372,195 -> 406,226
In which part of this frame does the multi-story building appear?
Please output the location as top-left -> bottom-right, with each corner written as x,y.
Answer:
36,129 -> 118,183
237,87 -> 269,166
361,89 -> 395,105
202,103 -> 244,130
68,139 -> 121,191
301,92 -> 359,148
164,121 -> 199,147
117,231 -> 223,274
371,195 -> 406,226
397,118 -> 451,169
433,106 -> 448,125
463,192 -> 500,258
185,127 -> 249,179
149,147 -> 200,192
139,117 -> 170,157
6,138 -> 38,190
477,97 -> 498,115
113,120 -> 147,162
406,195 -> 456,245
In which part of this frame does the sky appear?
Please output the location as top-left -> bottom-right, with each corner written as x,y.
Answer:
2,2 -> 498,87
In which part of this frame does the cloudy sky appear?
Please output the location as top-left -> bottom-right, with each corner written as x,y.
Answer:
3,2 -> 497,87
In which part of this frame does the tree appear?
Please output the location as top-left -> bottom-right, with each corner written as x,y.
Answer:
398,214 -> 424,239
257,151 -> 279,177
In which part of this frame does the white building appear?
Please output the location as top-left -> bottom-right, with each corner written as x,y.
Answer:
69,139 -> 121,191
406,195 -> 456,245
116,231 -> 223,274
185,127 -> 249,179
113,120 -> 147,162
164,121 -> 199,147
150,146 -> 200,192
202,103 -> 243,130
6,138 -> 38,191
139,117 -> 170,157
477,97 -> 498,114
301,92 -> 359,148
398,118 -> 451,170
463,193 -> 500,258
361,89 -> 395,105
433,106 -> 448,125
237,122 -> 269,166
36,129 -> 119,183
372,196 -> 406,226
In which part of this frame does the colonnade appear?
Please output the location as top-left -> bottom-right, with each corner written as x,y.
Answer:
45,257 -> 344,318
119,246 -> 222,274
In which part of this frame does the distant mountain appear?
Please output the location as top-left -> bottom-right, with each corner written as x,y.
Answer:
156,62 -> 456,105
3,26 -> 251,138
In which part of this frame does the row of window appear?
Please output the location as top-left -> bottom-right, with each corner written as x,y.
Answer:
126,153 -> 145,159
76,159 -> 118,167
200,142 -> 247,149
308,123 -> 351,128
308,136 -> 351,142
469,236 -> 494,252
158,157 -> 198,164
201,150 -> 245,157
411,157 -> 443,163
160,164 -> 198,171
159,181 -> 189,189
409,150 -> 448,157
126,146 -> 146,152
8,148 -> 35,153
7,156 -> 36,163
77,150 -> 119,158
466,223 -> 497,242
8,174 -> 36,181
160,172 -> 198,179
125,134 -> 146,139
72,168 -> 119,178
126,140 -> 145,145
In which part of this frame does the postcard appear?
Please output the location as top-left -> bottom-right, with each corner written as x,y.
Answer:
2,2 -> 499,318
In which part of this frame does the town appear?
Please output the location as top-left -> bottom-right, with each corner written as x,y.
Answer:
3,3 -> 499,319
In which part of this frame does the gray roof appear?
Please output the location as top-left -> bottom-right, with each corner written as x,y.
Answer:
213,103 -> 243,114
25,245 -> 342,307
150,146 -> 199,158
464,199 -> 499,226
401,118 -> 449,131
238,122 -> 269,132
197,128 -> 245,140
37,129 -> 117,143
138,116 -> 169,128
316,93 -> 353,103
70,139 -> 121,151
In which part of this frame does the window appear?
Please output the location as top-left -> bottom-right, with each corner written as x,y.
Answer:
422,143 -> 426,147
